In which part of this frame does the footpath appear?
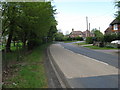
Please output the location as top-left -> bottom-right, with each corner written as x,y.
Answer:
48,44 -> 118,88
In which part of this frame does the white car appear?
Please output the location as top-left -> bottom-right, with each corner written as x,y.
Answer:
111,40 -> 120,44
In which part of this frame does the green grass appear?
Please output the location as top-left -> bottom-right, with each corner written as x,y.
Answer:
75,42 -> 88,45
0,42 -> 23,51
10,42 -> 23,51
63,40 -> 79,43
84,45 -> 118,50
3,43 -> 50,88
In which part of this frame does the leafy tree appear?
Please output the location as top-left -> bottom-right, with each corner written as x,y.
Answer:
104,33 -> 117,42
1,2 -> 57,51
115,1 -> 120,19
47,25 -> 57,42
86,37 -> 93,44
2,2 -> 20,52
91,28 -> 104,42
54,32 -> 64,41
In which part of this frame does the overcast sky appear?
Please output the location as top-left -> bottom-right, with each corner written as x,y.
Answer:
52,0 -> 118,34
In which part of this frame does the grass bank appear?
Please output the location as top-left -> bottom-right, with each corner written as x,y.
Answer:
84,45 -> 118,50
3,43 -> 50,88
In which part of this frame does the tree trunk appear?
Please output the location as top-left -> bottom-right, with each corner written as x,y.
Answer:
22,39 -> 26,49
22,32 -> 27,49
13,41 -> 16,47
6,26 -> 14,52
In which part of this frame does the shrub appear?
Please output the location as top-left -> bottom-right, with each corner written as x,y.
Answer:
86,37 -> 93,44
104,33 -> 118,42
75,37 -> 83,41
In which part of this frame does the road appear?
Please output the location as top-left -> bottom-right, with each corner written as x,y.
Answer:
49,43 -> 118,88
60,42 -> 118,68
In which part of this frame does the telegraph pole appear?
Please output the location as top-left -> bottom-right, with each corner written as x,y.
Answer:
86,16 -> 88,30
99,27 -> 100,30
89,23 -> 90,31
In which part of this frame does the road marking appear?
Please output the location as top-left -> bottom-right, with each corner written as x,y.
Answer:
91,58 -> 109,65
68,49 -> 113,66
77,53 -> 110,66
55,44 -> 118,70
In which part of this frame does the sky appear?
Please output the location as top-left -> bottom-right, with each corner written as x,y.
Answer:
52,0 -> 118,34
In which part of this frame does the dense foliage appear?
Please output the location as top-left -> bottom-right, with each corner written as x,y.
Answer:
104,33 -> 120,42
86,37 -> 93,44
91,28 -> 104,42
1,2 -> 57,52
115,1 -> 120,19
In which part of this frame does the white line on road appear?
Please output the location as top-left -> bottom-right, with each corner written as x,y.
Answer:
55,44 -> 118,69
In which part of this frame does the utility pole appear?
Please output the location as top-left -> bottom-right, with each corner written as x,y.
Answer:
99,27 -> 100,30
86,16 -> 88,30
89,23 -> 90,31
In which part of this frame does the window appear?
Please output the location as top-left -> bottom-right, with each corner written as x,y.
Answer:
113,24 -> 118,30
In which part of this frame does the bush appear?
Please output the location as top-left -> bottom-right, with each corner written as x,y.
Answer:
27,39 -> 42,50
67,37 -> 72,41
86,37 -> 93,44
104,33 -> 118,42
75,37 -> 83,41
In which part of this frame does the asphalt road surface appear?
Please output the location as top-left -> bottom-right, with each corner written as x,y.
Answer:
60,42 -> 118,68
49,43 -> 118,88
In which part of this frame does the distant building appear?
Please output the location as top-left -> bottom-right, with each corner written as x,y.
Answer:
83,30 -> 94,38
105,18 -> 120,34
69,28 -> 94,38
69,29 -> 83,38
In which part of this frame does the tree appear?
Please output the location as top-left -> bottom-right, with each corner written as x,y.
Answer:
86,37 -> 93,44
115,1 -> 120,19
2,2 -> 57,51
47,25 -> 57,42
104,33 -> 118,42
91,28 -> 104,42
54,32 -> 64,41
2,2 -> 20,52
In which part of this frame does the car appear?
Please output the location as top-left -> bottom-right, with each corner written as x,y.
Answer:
111,40 -> 120,44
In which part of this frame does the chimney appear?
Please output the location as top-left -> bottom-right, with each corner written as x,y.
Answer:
72,28 -> 74,32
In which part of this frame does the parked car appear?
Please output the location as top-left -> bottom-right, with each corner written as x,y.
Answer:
111,40 -> 120,44
111,40 -> 120,48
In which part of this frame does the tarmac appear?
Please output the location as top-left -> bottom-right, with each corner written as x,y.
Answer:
48,43 -> 118,88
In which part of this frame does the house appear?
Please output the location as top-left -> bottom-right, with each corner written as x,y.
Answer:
69,29 -> 83,38
69,28 -> 94,38
83,30 -> 94,38
105,18 -> 120,34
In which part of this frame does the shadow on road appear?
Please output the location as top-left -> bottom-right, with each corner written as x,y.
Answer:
68,74 -> 118,88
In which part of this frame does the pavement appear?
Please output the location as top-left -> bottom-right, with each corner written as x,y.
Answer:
60,43 -> 118,68
49,43 -> 118,88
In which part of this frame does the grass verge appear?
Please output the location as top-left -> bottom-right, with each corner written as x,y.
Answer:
3,43 -> 50,88
63,40 -> 79,43
74,42 -> 88,45
84,45 -> 118,50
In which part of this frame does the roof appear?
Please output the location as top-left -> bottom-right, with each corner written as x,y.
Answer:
69,34 -> 80,38
110,18 -> 120,25
71,31 -> 83,35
